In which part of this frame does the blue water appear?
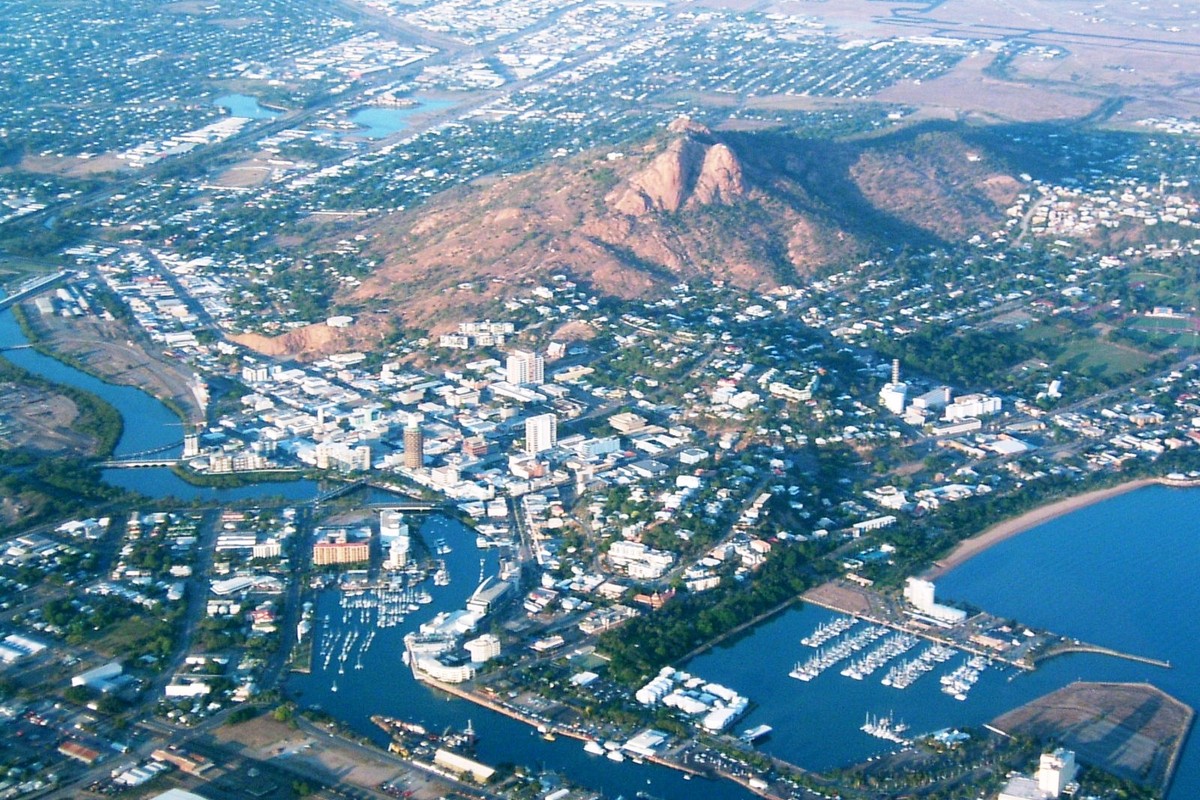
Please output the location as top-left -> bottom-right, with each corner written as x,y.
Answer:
0,303 -> 737,796
0,310 -> 179,456
690,485 -> 1200,798
937,485 -> 1200,798
286,515 -> 747,800
213,93 -> 280,120
0,308 -> 317,501
345,100 -> 454,139
6,296 -> 1196,796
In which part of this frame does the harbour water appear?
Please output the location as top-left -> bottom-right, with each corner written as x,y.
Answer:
937,485 -> 1200,799
285,514 -> 751,800
690,485 -> 1200,798
0,303 -> 747,797
3,296 -> 1197,796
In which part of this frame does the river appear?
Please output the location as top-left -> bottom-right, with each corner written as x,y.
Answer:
0,308 -> 317,501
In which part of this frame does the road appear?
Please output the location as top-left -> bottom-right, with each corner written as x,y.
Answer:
262,506 -> 314,690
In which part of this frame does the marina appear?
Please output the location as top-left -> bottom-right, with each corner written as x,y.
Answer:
789,624 -> 888,681
792,614 -> 993,700
839,632 -> 920,681
881,644 -> 957,689
860,712 -> 910,746
800,615 -> 856,648
939,656 -> 989,701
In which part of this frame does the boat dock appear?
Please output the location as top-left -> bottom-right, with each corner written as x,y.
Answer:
801,580 -> 1171,675
740,724 -> 773,744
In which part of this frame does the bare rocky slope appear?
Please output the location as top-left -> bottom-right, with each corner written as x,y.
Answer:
248,120 -> 1031,357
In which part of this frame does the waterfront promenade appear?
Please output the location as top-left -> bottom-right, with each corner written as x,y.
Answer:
407,666 -> 820,800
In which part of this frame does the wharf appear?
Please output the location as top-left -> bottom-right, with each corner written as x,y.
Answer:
802,581 -> 1034,671
410,666 -> 838,800
289,635 -> 314,674
411,669 -> 706,779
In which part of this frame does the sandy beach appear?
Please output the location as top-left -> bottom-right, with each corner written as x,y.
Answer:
922,477 -> 1163,580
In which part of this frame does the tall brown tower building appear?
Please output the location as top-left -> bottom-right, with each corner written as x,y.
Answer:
403,421 -> 424,470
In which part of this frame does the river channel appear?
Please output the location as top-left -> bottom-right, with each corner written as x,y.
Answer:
0,307 -> 318,501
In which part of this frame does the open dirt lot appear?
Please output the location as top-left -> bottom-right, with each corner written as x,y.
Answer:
0,382 -> 94,455
802,580 -> 878,617
993,681 -> 1194,791
213,716 -> 455,800
759,0 -> 1200,122
23,303 -> 205,424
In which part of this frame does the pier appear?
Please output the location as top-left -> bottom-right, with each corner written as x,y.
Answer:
410,669 -> 708,778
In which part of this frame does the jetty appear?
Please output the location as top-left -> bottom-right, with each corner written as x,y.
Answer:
1035,641 -> 1172,669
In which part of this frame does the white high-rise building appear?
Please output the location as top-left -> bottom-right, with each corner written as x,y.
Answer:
1037,748 -> 1077,797
879,358 -> 908,415
903,577 -> 936,610
384,535 -> 411,569
903,576 -> 967,624
943,393 -> 1002,422
465,633 -> 502,663
525,413 -> 557,456
379,510 -> 408,540
506,350 -> 544,386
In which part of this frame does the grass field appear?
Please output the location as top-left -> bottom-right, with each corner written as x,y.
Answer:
1018,322 -> 1159,379
0,256 -> 61,285
1122,314 -> 1200,349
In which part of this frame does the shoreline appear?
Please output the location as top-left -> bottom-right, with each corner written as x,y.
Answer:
922,476 -> 1185,580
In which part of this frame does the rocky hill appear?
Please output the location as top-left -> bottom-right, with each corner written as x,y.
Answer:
608,117 -> 747,215
252,120 -> 1033,355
